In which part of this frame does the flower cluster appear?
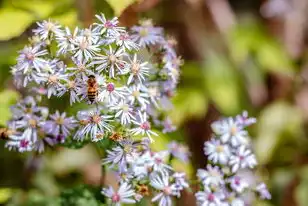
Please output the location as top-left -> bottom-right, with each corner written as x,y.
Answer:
195,111 -> 271,206
5,14 -> 181,152
5,96 -> 76,152
101,138 -> 190,206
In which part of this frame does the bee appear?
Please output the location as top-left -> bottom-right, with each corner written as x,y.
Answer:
0,128 -> 10,140
87,75 -> 98,104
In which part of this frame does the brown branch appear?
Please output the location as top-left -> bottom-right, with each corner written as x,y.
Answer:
75,0 -> 94,27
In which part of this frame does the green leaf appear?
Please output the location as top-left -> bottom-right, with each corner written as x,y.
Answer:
0,8 -> 34,40
0,188 -> 13,204
12,0 -> 55,19
170,88 -> 208,125
295,181 -> 308,206
105,0 -> 138,16
53,10 -> 78,27
255,101 -> 303,164
60,185 -> 100,206
256,42 -> 294,74
62,138 -> 90,149
204,54 -> 243,115
0,90 -> 19,125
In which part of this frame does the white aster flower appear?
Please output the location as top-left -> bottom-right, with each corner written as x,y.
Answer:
125,54 -> 150,85
130,111 -> 158,142
103,139 -> 139,172
116,32 -> 139,51
151,173 -> 177,206
110,100 -> 136,125
101,182 -> 136,206
229,145 -> 257,173
81,27 -> 100,45
222,193 -> 245,206
55,27 -> 79,55
38,65 -> 68,98
228,176 -> 249,193
16,46 -> 48,74
91,46 -> 127,78
147,84 -> 160,108
5,137 -> 33,153
57,78 -> 82,105
98,82 -> 126,104
126,84 -> 149,108
197,165 -> 224,187
71,36 -> 100,62
94,13 -> 125,36
235,111 -> 256,127
172,172 -> 189,191
256,183 -> 271,200
149,151 -> 173,175
73,110 -> 113,142
33,19 -> 61,40
195,189 -> 224,206
204,139 -> 231,165
211,118 -> 249,147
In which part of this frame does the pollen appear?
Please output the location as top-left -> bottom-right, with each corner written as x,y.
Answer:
109,132 -> 122,141
163,186 -> 172,195
108,54 -> 117,63
137,185 -> 150,196
121,104 -> 129,112
230,125 -> 237,136
68,80 -> 76,89
132,90 -> 140,97
106,83 -> 115,92
140,122 -> 151,130
56,117 -> 64,125
215,145 -> 224,153
44,22 -> 54,31
48,75 -> 58,84
79,39 -> 89,50
91,115 -> 101,124
79,119 -> 89,125
96,133 -> 104,139
131,63 -> 140,74
139,28 -> 149,37
25,52 -> 35,61
29,119 -> 37,128
123,144 -> 132,153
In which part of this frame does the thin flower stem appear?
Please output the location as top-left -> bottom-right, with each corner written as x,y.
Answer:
94,142 -> 106,188
168,154 -> 174,165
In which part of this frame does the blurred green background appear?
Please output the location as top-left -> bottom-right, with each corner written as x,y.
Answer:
1,0 -> 308,205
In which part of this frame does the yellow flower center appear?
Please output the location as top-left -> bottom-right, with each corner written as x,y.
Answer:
215,145 -> 224,153
131,63 -> 140,75
56,117 -> 64,125
48,75 -> 58,84
44,22 -> 54,31
139,28 -> 149,37
68,80 -> 75,89
79,39 -> 89,50
121,104 -> 129,112
92,115 -> 101,124
109,54 -> 117,64
123,145 -> 132,153
230,125 -> 237,135
29,119 -> 37,128
132,90 -> 140,97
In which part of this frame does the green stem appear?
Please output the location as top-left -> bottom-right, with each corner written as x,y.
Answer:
168,154 -> 174,165
94,142 -> 106,203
